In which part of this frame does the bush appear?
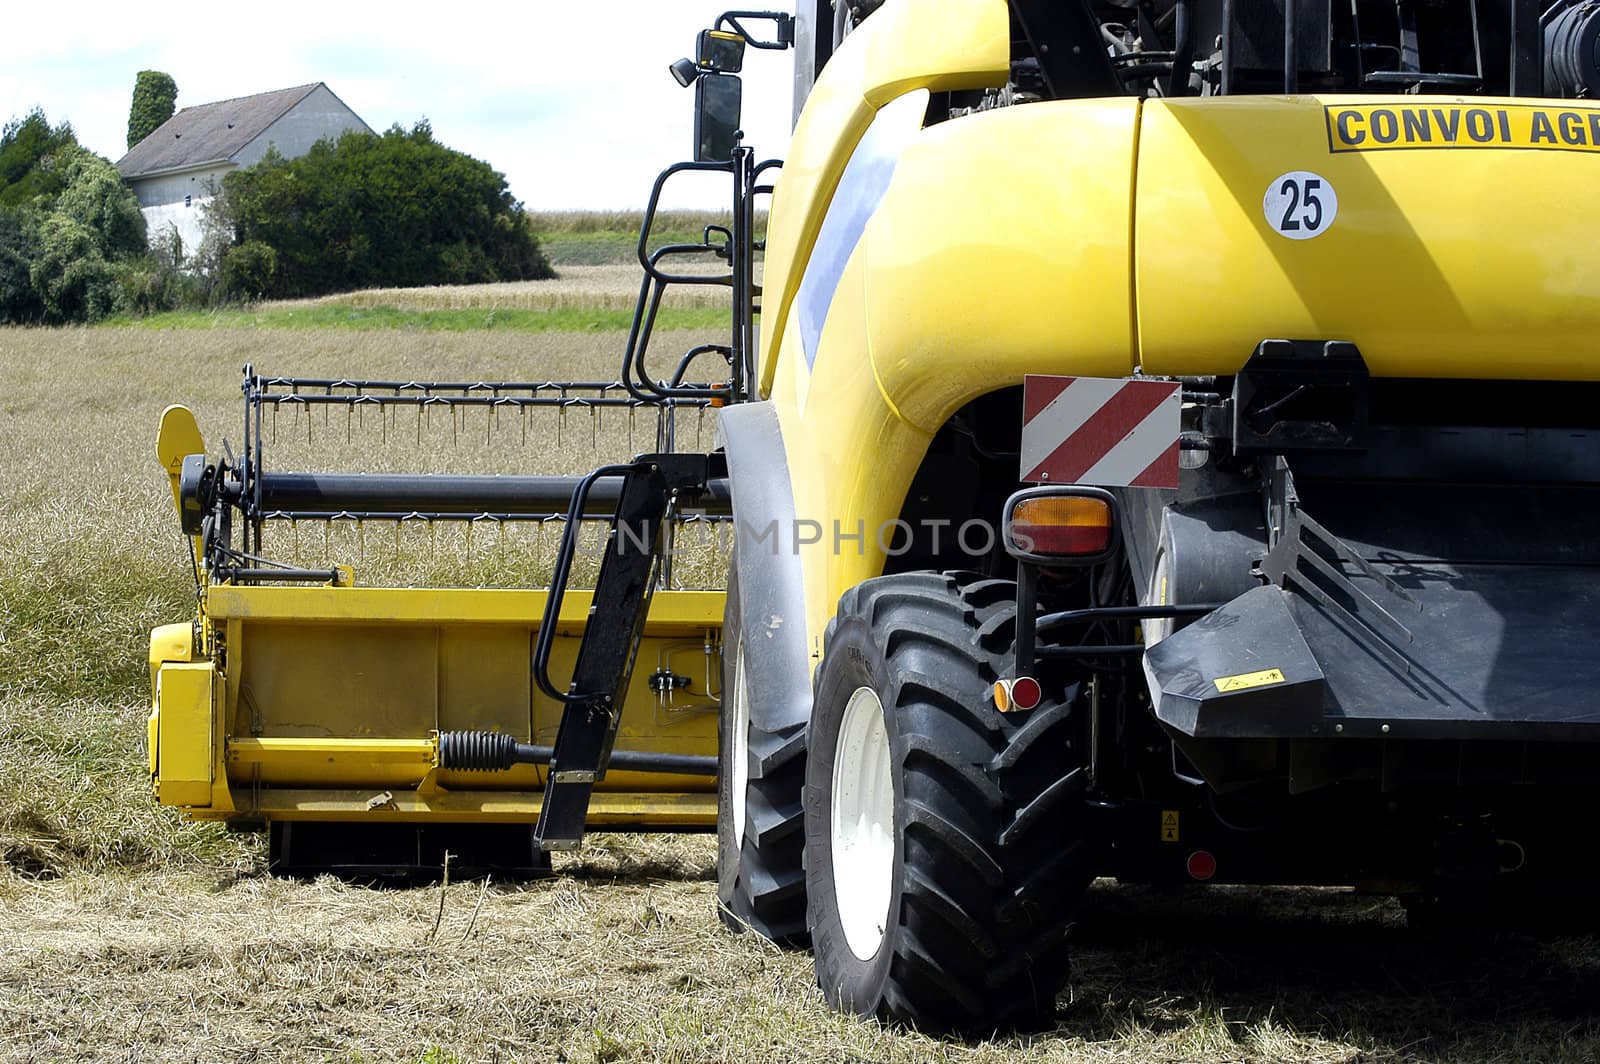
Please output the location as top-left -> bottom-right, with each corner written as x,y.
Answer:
0,208 -> 44,323
0,123 -> 148,324
222,121 -> 554,299
30,214 -> 123,323
117,227 -> 196,317
220,241 -> 277,300
50,146 -> 146,259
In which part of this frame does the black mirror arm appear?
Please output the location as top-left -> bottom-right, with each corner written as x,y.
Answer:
715,10 -> 795,48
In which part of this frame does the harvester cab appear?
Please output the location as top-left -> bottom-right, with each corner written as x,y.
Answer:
150,0 -> 1600,1037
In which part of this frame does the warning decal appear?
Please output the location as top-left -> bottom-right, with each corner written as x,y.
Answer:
1020,376 -> 1182,488
1213,668 -> 1287,693
1326,103 -> 1600,154
1161,810 -> 1180,843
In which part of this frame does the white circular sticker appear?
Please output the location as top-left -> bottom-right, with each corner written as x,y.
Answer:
1263,171 -> 1338,240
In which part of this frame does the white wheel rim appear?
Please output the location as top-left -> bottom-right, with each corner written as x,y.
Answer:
731,643 -> 751,852
1146,551 -> 1174,647
831,685 -> 895,962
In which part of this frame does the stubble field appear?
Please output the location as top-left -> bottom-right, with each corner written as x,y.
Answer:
0,264 -> 1596,1063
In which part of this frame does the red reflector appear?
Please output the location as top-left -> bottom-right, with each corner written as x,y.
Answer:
1009,676 -> 1042,710
1186,850 -> 1217,881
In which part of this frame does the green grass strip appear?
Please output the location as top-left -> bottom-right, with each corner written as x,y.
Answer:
100,304 -> 731,333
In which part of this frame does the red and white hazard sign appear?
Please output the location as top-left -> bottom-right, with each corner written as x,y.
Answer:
1020,376 -> 1181,488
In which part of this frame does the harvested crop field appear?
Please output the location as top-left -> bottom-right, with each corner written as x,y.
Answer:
1,293 -> 1597,1063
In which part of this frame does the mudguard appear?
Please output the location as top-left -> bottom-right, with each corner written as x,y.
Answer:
718,401 -> 814,733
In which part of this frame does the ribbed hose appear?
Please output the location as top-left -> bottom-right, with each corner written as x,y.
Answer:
435,729 -> 716,777
437,730 -> 525,772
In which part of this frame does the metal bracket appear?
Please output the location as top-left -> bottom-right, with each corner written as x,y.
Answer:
1230,339 -> 1369,456
532,452 -> 723,851
1259,458 -> 1419,674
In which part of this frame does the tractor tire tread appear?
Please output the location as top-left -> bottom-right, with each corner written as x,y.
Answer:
809,571 -> 1090,1034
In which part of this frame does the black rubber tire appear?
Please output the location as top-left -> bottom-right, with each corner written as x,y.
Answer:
804,571 -> 1092,1033
716,561 -> 809,945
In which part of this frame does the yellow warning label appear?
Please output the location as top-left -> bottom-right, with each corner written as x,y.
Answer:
1326,103 -> 1600,154
1213,667 -> 1286,693
1161,810 -> 1180,843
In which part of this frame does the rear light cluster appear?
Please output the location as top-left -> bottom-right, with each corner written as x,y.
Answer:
1002,487 -> 1119,566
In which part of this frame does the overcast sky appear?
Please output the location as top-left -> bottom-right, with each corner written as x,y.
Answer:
3,1 -> 797,210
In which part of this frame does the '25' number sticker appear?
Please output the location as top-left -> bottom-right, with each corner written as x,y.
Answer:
1263,171 -> 1338,240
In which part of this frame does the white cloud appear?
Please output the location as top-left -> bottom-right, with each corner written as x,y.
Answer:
3,0 -> 796,208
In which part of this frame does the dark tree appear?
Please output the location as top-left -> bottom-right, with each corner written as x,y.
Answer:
221,122 -> 554,298
0,208 -> 44,323
0,110 -> 77,208
0,113 -> 150,324
127,71 -> 178,149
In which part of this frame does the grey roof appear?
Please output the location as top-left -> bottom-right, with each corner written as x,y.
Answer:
116,83 -> 322,178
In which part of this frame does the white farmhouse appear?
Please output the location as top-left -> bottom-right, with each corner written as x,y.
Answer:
115,83 -> 371,256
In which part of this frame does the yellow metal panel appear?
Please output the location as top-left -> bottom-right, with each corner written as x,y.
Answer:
235,788 -> 716,827
228,737 -> 436,788
156,663 -> 213,807
758,0 -> 1009,398
787,248 -> 934,651
201,586 -> 719,798
204,586 -> 724,632
147,621 -> 195,770
155,405 -> 204,513
774,99 -> 1141,651
242,623 -> 438,738
534,630 -> 719,778
439,626 -> 530,738
149,621 -> 194,664
1136,96 -> 1600,379
864,99 -> 1141,434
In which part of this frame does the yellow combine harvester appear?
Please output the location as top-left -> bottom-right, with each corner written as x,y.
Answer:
152,0 -> 1600,1034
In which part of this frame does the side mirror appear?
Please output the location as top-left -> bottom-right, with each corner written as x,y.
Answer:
697,29 -> 746,73
694,73 -> 742,162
